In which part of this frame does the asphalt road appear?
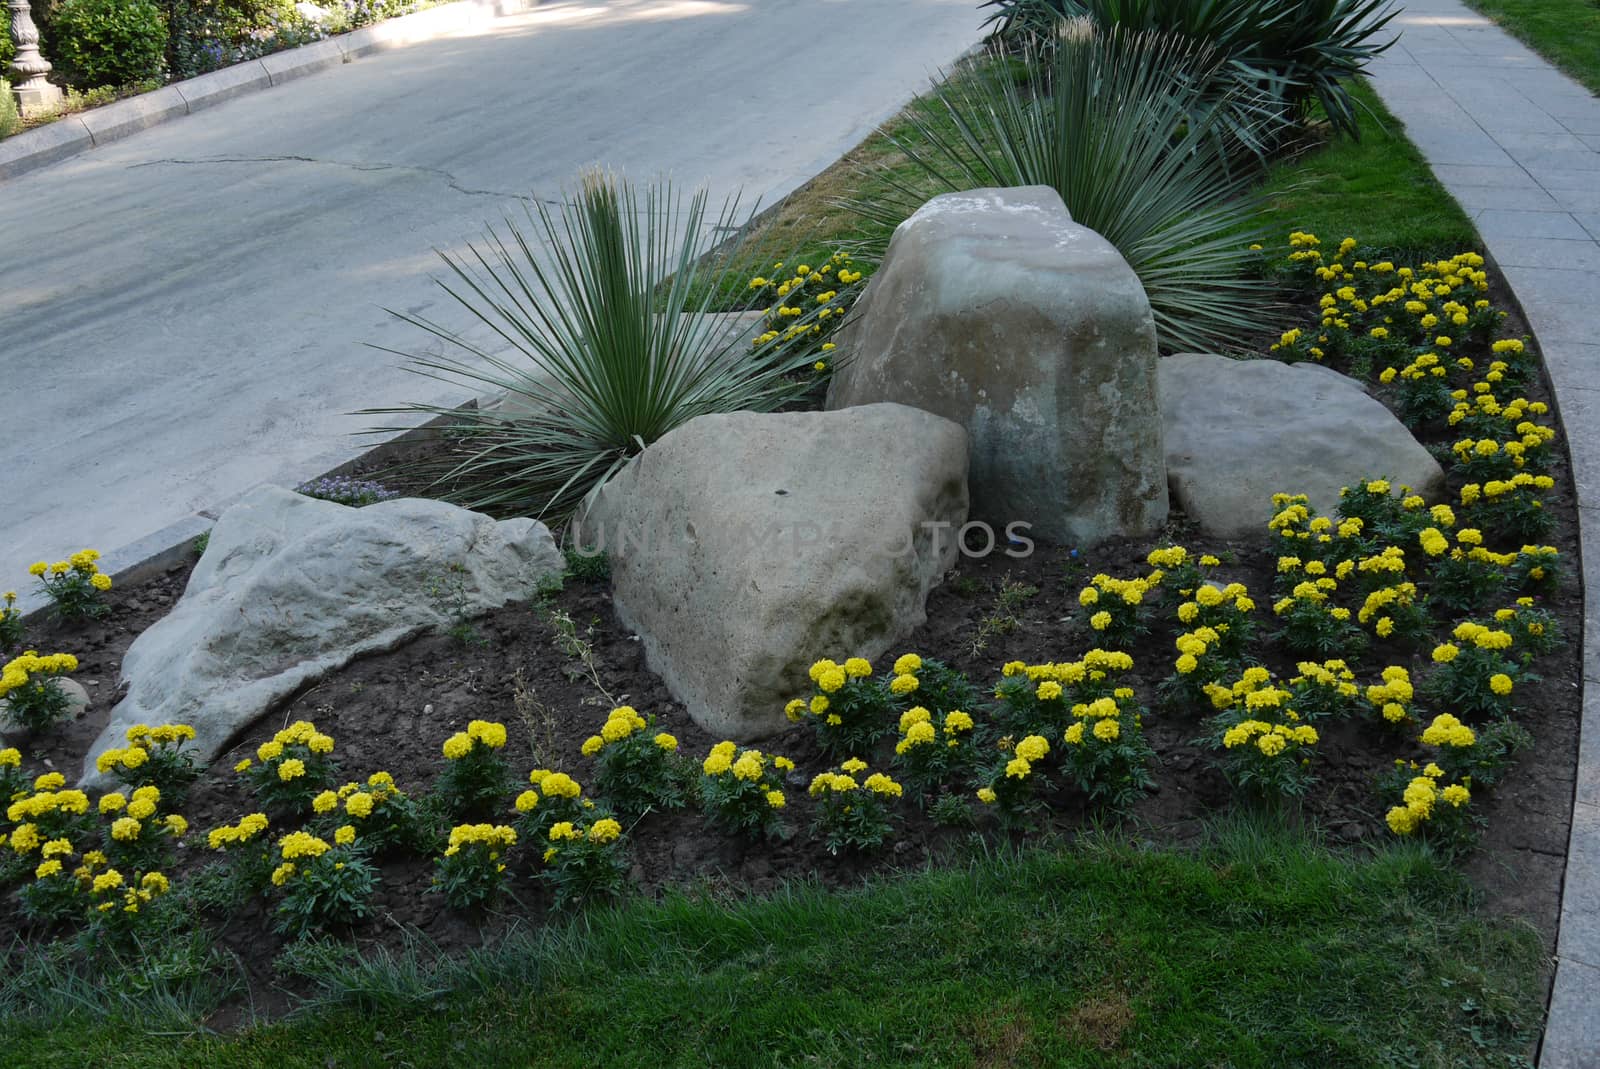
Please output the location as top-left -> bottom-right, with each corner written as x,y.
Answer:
0,0 -> 980,597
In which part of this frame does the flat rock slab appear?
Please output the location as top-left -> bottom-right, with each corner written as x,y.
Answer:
579,403 -> 968,740
826,185 -> 1166,546
1160,353 -> 1446,537
80,485 -> 562,785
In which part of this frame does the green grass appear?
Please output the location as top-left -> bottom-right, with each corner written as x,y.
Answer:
1,825 -> 1544,1068
1255,80 -> 1480,260
1464,0 -> 1600,96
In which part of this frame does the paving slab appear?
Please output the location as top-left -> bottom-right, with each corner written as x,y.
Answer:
1543,958 -> 1600,1068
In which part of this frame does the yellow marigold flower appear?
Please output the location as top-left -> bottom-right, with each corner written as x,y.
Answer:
1442,784 -> 1470,807
1004,757 -> 1031,779
99,792 -> 127,814
271,862 -> 296,886
312,790 -> 338,814
1489,674 -> 1514,696
165,815 -> 188,837
843,657 -> 872,678
334,825 -> 356,846
442,733 -> 472,760
542,772 -> 581,799
1036,680 -> 1063,702
279,831 -> 330,860
892,653 -> 922,677
817,666 -> 847,693
35,859 -> 63,880
653,732 -> 678,752
257,740 -> 284,762
111,817 -> 141,842
1432,644 -> 1459,664
581,735 -> 604,757
1092,719 -> 1120,742
765,790 -> 786,809
784,698 -> 806,722
732,754 -> 764,781
810,694 -> 830,715
1015,735 -> 1050,762
277,758 -> 306,781
889,674 -> 919,696
864,773 -> 902,797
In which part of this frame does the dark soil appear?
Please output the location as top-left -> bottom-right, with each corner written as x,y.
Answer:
0,257 -> 1581,1025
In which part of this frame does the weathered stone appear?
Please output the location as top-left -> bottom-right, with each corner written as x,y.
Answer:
1160,353 -> 1447,538
54,678 -> 90,717
826,185 -> 1166,546
577,403 -> 968,740
81,485 -> 561,785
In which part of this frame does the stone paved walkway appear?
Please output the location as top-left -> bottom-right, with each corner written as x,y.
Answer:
1367,3 -> 1600,1065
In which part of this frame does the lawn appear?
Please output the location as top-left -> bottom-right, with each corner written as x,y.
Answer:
0,823 -> 1545,1068
1255,81 -> 1479,261
1463,0 -> 1600,96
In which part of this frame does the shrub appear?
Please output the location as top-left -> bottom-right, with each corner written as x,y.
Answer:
372,170 -> 823,522
237,720 -> 339,814
788,656 -> 893,760
435,720 -> 511,820
94,723 -> 203,804
28,550 -> 111,619
49,0 -> 167,88
854,28 -> 1282,353
0,81 -> 20,141
295,475 -> 401,507
0,651 -> 80,734
980,0 -> 1398,138
698,743 -> 790,841
539,817 -> 627,910
434,824 -> 516,909
808,761 -> 901,855
580,706 -> 685,820
271,829 -> 377,937
1058,694 -> 1155,809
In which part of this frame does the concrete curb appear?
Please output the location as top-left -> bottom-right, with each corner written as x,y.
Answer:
1365,4 -> 1600,1064
0,0 -> 538,182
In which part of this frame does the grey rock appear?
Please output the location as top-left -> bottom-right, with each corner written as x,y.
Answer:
1160,353 -> 1447,539
54,678 -> 90,717
826,186 -> 1167,546
81,485 -> 561,785
579,404 -> 968,740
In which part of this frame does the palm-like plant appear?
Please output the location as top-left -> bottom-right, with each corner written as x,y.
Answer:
852,28 -> 1284,354
368,171 -> 823,523
980,0 -> 1398,139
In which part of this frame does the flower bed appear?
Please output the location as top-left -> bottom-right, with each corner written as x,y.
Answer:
0,233 -> 1580,1021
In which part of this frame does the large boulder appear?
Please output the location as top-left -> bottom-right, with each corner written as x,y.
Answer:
1160,353 -> 1448,537
825,185 -> 1166,546
81,486 -> 562,785
577,404 -> 968,740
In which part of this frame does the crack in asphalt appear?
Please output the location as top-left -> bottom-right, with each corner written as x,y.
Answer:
128,154 -> 554,203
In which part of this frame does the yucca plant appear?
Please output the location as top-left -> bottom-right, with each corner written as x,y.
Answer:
853,28 -> 1284,354
368,171 -> 824,523
980,0 -> 1397,138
